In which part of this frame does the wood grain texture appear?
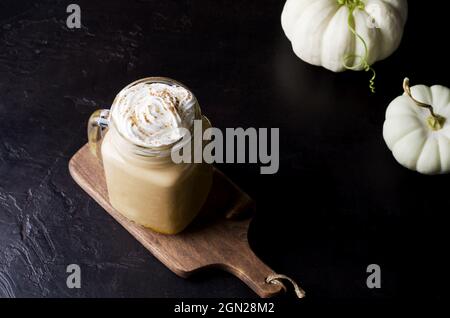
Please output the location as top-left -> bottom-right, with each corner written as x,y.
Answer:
69,144 -> 284,298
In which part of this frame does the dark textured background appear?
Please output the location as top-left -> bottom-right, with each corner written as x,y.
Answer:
0,0 -> 449,301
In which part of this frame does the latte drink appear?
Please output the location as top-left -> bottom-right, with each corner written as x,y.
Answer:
99,78 -> 212,234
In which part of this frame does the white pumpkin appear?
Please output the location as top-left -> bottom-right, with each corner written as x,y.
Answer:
383,79 -> 450,175
281,0 -> 408,72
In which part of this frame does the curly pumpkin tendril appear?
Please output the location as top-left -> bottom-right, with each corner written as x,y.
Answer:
338,0 -> 376,93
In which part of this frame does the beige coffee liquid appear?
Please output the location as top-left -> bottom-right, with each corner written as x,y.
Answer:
101,79 -> 212,234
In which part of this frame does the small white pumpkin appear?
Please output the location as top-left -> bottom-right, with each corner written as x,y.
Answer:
281,0 -> 408,72
383,79 -> 450,175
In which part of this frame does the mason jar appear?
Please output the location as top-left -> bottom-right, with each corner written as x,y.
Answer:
88,77 -> 213,234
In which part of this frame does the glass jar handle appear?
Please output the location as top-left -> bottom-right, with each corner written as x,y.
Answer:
202,115 -> 211,130
87,109 -> 110,159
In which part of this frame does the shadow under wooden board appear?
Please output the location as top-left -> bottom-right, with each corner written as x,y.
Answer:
69,144 -> 284,298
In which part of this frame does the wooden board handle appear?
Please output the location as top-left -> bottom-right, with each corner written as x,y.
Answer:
220,241 -> 284,298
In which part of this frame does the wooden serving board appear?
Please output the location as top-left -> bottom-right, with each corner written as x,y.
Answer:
69,144 -> 284,298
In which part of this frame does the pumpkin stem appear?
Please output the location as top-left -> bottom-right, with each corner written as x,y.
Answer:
337,0 -> 365,11
403,78 -> 446,131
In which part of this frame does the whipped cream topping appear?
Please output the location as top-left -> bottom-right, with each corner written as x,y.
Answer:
111,82 -> 195,148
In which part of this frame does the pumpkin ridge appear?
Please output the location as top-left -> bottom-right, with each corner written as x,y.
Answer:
438,136 -> 450,173
414,137 -> 430,172
316,1 -> 342,66
301,0 -> 323,19
320,5 -> 352,69
390,126 -> 424,148
438,133 -> 450,144
418,137 -> 444,174
386,96 -> 419,118
430,85 -> 450,112
386,114 -> 421,121
288,0 -> 321,38
379,0 -> 408,26
291,0 -> 338,66
398,95 -> 421,116
435,137 -> 442,173
411,85 -> 433,106
358,9 -> 380,64
368,0 -> 406,60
